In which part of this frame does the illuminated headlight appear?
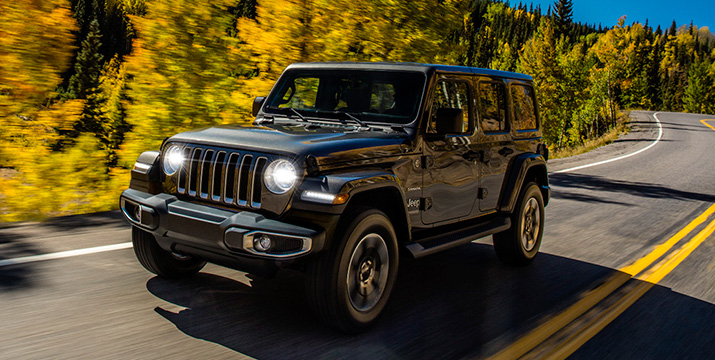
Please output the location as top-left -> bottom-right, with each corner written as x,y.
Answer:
264,159 -> 297,194
162,145 -> 185,176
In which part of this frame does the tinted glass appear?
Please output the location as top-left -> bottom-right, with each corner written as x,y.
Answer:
280,77 -> 318,108
430,80 -> 470,133
265,70 -> 426,124
478,81 -> 507,132
511,84 -> 537,131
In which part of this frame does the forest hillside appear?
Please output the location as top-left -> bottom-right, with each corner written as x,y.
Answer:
1,0 -> 713,221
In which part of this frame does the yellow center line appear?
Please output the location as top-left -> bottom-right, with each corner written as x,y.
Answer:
543,218 -> 715,360
486,203 -> 715,360
525,117 -> 715,358
701,119 -> 715,132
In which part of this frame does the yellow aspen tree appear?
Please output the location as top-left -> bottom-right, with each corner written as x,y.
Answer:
121,0 -> 242,166
0,0 -> 80,163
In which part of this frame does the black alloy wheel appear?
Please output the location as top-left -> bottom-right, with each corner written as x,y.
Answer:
493,182 -> 545,266
306,208 -> 399,333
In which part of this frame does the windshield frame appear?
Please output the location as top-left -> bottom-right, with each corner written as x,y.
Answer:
262,68 -> 428,127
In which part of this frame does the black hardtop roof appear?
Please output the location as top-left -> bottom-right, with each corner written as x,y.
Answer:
285,61 -> 533,81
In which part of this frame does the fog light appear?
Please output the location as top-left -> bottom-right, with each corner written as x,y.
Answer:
254,234 -> 272,252
134,205 -> 142,223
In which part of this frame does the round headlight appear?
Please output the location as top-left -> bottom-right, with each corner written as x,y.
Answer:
264,159 -> 297,194
163,145 -> 185,176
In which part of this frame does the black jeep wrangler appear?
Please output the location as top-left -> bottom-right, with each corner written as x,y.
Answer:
120,62 -> 550,333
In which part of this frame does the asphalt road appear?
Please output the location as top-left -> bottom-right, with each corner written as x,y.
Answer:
1,111 -> 714,359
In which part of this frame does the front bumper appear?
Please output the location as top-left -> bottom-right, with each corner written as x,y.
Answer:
120,188 -> 325,274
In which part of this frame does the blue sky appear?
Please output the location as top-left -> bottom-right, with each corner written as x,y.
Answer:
525,0 -> 713,31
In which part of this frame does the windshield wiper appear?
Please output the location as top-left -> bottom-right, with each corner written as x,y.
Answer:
290,108 -> 308,122
342,112 -> 369,129
264,106 -> 310,122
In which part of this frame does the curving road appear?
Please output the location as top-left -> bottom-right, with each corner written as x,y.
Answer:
1,111 -> 714,359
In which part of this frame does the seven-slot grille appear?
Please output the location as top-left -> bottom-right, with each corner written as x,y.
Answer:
174,145 -> 268,209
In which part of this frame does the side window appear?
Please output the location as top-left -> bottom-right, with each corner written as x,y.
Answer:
430,80 -> 470,133
511,84 -> 537,131
478,81 -> 507,133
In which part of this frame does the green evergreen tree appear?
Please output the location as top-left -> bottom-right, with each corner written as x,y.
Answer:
68,19 -> 106,135
68,19 -> 104,99
683,58 -> 711,113
553,0 -> 573,38
98,55 -> 131,165
668,20 -> 677,36
103,0 -> 146,56
73,0 -> 104,41
73,0 -> 87,35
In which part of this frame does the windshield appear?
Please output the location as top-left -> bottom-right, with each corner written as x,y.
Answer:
264,69 -> 426,125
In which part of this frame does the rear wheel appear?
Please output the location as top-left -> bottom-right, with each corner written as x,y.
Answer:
132,227 -> 206,278
493,182 -> 544,266
306,208 -> 399,333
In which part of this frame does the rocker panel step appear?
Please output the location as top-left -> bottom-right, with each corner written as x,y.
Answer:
406,217 -> 511,259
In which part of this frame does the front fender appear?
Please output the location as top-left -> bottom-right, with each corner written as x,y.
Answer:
292,170 -> 406,214
129,150 -> 162,194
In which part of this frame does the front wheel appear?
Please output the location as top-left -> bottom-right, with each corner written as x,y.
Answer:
132,227 -> 206,278
306,208 -> 399,333
493,182 -> 545,266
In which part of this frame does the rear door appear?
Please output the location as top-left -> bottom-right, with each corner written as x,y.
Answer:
475,78 -> 518,212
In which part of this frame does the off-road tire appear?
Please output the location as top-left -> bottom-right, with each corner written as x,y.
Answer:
493,182 -> 544,266
306,208 -> 399,333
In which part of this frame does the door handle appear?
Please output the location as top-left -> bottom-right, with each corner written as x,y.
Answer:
498,147 -> 514,156
462,150 -> 481,161
463,150 -> 490,164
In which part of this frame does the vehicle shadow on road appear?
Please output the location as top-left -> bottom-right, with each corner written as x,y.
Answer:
550,173 -> 715,203
144,242 -> 715,359
0,211 -> 127,290
0,232 -> 42,290
40,210 -> 126,231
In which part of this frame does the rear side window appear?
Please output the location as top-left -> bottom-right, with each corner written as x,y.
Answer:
478,81 -> 507,133
511,84 -> 537,131
430,80 -> 471,133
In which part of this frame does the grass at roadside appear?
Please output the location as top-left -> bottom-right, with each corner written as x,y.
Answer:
550,112 -> 631,160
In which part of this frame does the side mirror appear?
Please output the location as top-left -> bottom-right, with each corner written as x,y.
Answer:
252,96 -> 266,117
435,107 -> 464,134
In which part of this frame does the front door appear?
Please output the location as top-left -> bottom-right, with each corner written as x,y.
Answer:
421,75 -> 480,225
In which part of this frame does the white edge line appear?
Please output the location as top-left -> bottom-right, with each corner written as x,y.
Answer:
551,112 -> 664,174
0,242 -> 132,267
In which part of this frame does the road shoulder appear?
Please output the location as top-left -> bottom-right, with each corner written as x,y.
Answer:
548,111 -> 660,173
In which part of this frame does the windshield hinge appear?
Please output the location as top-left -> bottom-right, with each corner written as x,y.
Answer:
420,197 -> 433,211
421,155 -> 434,169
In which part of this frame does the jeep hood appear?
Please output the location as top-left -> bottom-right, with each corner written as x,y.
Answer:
167,123 -> 411,166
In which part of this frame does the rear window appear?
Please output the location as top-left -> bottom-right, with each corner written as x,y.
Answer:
478,81 -> 508,133
511,84 -> 537,131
